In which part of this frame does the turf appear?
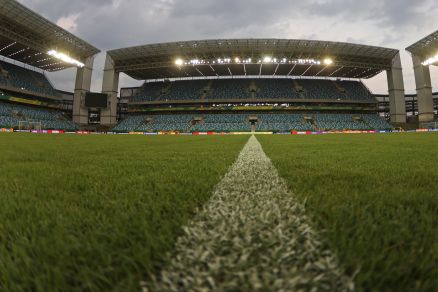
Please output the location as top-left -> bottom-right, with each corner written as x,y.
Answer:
0,133 -> 248,291
258,133 -> 438,291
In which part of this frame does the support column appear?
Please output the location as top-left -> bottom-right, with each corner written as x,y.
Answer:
412,54 -> 434,122
386,52 -> 406,123
73,56 -> 94,125
101,54 -> 119,126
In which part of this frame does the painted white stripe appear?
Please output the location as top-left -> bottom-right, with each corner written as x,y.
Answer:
145,135 -> 354,291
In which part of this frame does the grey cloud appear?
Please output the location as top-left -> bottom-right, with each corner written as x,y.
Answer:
15,0 -> 438,93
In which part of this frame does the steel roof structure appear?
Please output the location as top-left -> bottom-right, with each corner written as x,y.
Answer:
406,30 -> 438,62
0,0 -> 100,71
108,39 -> 399,80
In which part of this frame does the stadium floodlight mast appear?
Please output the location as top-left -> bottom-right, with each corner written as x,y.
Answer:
47,50 -> 85,68
421,54 -> 438,66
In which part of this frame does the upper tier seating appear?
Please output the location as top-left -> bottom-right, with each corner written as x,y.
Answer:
130,78 -> 375,102
255,79 -> 301,99
131,82 -> 166,102
0,61 -> 58,97
206,79 -> 251,100
159,80 -> 208,101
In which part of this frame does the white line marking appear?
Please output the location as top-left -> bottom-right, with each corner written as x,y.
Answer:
145,135 -> 354,291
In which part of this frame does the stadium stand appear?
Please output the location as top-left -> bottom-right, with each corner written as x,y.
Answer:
128,78 -> 375,102
131,82 -> 165,102
205,79 -> 252,100
0,102 -> 77,130
112,112 -> 391,132
256,113 -> 313,131
0,61 -> 58,97
192,114 -> 251,132
360,114 -> 393,130
137,114 -> 194,132
159,80 -> 208,101
112,115 -> 145,132
255,79 -> 301,99
314,113 -> 367,130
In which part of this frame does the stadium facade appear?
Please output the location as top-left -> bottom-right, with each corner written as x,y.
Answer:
0,0 -> 437,133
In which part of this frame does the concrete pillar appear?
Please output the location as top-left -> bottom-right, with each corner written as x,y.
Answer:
386,52 -> 406,123
73,56 -> 94,125
412,54 -> 434,122
101,54 -> 119,126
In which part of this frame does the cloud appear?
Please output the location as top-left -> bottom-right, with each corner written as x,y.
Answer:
15,0 -> 438,93
56,13 -> 80,32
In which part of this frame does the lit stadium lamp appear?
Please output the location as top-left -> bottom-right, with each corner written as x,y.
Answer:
323,58 -> 333,65
263,56 -> 272,63
421,55 -> 438,66
47,50 -> 84,68
175,58 -> 184,66
235,57 -> 241,63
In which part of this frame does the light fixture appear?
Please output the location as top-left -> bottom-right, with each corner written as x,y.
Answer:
263,56 -> 272,63
47,50 -> 84,68
323,58 -> 333,65
422,54 -> 438,66
175,58 -> 184,66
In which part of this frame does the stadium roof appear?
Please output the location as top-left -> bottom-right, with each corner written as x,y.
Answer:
406,30 -> 438,66
108,39 -> 399,80
0,0 -> 100,71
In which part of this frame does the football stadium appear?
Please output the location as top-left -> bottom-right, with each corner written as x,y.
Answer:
0,0 -> 437,291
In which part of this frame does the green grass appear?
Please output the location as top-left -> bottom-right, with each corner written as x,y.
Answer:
258,133 -> 438,291
0,133 -> 248,291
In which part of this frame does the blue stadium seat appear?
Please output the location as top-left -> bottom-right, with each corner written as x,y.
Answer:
0,61 -> 58,97
0,102 -> 77,130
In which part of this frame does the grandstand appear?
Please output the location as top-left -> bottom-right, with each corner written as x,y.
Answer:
130,78 -> 374,103
115,76 -> 390,133
0,0 -> 99,130
112,112 -> 391,133
0,100 -> 78,130
0,60 -> 59,97
107,39 -> 406,132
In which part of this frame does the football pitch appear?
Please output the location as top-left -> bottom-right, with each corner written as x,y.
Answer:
0,133 -> 437,291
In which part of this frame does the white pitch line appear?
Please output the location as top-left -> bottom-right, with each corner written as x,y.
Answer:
145,135 -> 354,291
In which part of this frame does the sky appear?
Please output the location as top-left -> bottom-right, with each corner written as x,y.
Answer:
17,0 -> 438,94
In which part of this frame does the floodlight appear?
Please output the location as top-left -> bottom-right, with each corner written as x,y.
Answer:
47,50 -> 84,68
422,54 -> 438,66
263,56 -> 272,63
175,58 -> 184,66
323,58 -> 333,65
235,57 -> 240,63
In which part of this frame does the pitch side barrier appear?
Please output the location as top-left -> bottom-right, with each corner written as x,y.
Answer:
3,129 -> 438,135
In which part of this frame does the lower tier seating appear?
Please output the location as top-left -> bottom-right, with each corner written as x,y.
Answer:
0,102 -> 77,130
112,113 -> 392,132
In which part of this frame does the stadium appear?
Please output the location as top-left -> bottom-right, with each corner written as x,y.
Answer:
0,0 -> 437,291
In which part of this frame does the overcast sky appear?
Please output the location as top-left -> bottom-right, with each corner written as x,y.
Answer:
17,0 -> 438,94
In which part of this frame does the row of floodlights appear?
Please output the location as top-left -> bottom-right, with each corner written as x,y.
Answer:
422,54 -> 438,66
175,57 -> 333,66
47,50 -> 85,68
